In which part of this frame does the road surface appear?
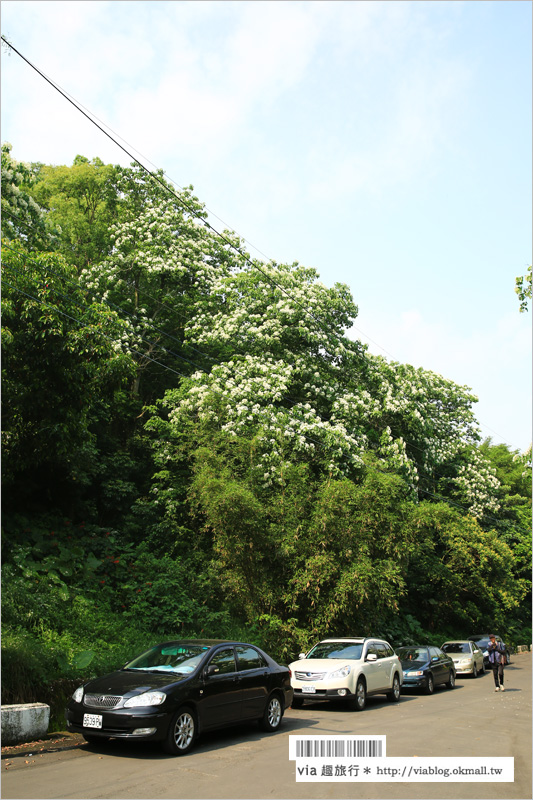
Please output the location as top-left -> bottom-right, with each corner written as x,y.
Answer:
2,652 -> 531,800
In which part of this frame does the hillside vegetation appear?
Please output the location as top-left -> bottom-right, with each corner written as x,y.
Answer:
2,144 -> 531,728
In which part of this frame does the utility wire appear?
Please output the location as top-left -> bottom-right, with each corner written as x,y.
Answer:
2,39 -> 528,506
2,206 -> 220,366
2,232 -> 483,489
2,277 -> 189,381
0,35 -> 351,360
1,35 -> 524,454
2,220 -> 520,502
1,237 -> 210,373
4,260 -> 526,532
3,258 -> 208,375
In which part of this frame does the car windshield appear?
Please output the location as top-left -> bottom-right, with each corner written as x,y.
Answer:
471,637 -> 490,649
124,643 -> 211,673
306,642 -> 363,660
442,643 -> 470,654
397,647 -> 428,662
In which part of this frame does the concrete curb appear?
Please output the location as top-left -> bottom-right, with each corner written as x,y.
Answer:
1,703 -> 50,747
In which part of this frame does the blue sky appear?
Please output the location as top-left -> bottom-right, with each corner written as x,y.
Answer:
2,0 -> 531,450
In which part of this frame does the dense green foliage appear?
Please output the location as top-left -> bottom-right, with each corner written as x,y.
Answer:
2,146 -> 531,728
515,265 -> 532,313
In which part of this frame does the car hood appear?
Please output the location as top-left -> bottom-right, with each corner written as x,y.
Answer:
83,670 -> 191,697
446,654 -> 473,660
290,659 -> 358,672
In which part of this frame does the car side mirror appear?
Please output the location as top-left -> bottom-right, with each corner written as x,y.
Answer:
366,653 -> 377,662
298,653 -> 306,660
205,664 -> 220,677
431,656 -> 438,662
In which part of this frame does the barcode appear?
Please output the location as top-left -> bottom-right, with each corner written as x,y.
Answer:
295,739 -> 383,758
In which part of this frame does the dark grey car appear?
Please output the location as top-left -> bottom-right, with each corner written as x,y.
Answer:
65,639 -> 293,755
397,645 -> 455,694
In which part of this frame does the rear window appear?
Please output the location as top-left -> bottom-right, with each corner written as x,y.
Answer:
236,646 -> 267,670
397,647 -> 429,662
442,643 -> 470,655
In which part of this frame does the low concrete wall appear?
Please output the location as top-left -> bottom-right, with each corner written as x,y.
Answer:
516,644 -> 531,653
1,703 -> 50,746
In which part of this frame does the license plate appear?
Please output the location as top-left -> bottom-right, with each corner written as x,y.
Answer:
83,714 -> 103,729
302,686 -> 316,694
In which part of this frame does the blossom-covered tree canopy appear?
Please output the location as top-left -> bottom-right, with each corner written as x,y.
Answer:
2,153 -> 531,660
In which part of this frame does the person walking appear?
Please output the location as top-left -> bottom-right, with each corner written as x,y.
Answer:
488,634 -> 506,691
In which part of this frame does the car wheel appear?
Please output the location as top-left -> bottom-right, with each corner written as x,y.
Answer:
163,707 -> 197,755
387,673 -> 401,702
260,693 -> 283,732
446,670 -> 456,689
351,679 -> 366,711
82,734 -> 110,745
291,697 -> 304,709
472,663 -> 478,679
425,674 -> 434,695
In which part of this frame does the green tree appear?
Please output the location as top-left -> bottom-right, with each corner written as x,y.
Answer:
29,155 -> 120,269
80,163 -> 249,400
1,143 -> 56,249
515,265 -> 532,312
1,239 -> 136,515
406,502 -> 525,632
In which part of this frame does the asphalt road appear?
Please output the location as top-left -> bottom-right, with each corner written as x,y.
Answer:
2,653 -> 531,800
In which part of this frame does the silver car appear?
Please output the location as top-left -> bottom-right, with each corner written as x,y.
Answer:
441,640 -> 485,677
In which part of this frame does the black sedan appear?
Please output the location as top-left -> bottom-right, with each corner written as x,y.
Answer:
397,645 -> 456,694
65,639 -> 293,755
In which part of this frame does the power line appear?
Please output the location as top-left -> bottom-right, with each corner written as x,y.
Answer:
2,39 -> 528,521
2,36 -> 525,456
2,233 -> 479,490
5,260 -> 526,533
1,277 -> 188,381
2,207 -> 220,367
2,219 -> 520,504
1,236 -> 210,374
0,36 -> 351,360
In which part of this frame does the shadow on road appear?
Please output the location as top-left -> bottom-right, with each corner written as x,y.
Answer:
79,714 -> 319,761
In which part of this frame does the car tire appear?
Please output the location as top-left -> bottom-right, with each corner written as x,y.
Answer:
82,734 -> 110,745
446,670 -> 456,689
472,663 -> 478,679
351,679 -> 366,711
259,693 -> 283,732
291,697 -> 304,709
387,673 -> 401,702
163,707 -> 197,755
425,674 -> 435,695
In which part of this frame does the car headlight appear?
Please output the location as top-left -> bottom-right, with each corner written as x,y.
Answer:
405,670 -> 423,676
72,686 -> 84,703
123,691 -> 166,708
328,665 -> 351,679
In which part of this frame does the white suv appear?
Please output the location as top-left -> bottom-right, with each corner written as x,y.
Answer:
289,638 -> 403,711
